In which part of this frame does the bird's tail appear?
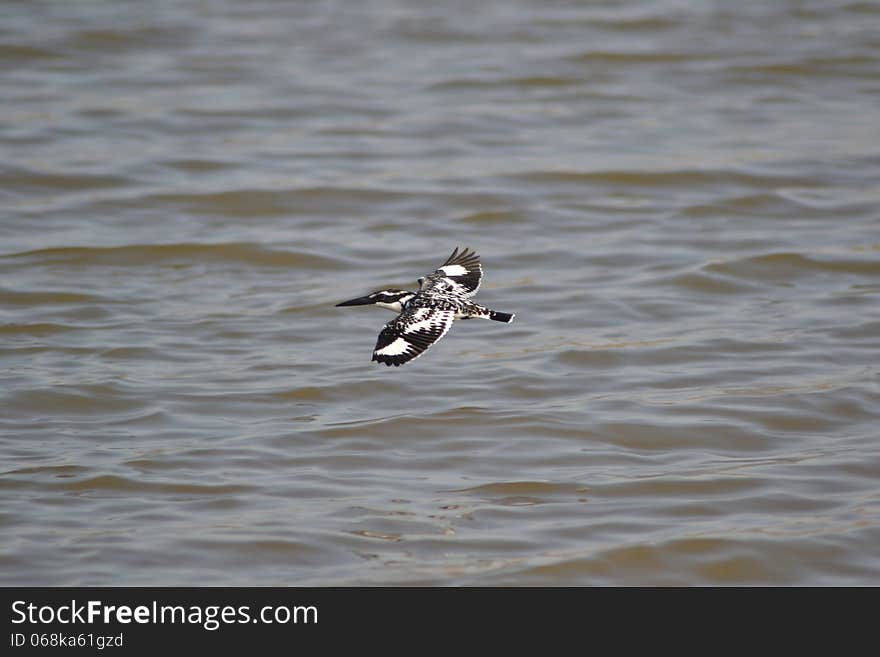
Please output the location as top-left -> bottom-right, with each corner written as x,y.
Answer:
489,310 -> 515,323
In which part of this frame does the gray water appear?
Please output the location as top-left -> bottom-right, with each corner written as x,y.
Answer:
2,0 -> 879,585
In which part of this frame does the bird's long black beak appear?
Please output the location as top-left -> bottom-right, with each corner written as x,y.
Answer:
336,295 -> 373,307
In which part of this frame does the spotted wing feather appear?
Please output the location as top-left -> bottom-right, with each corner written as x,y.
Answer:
419,247 -> 483,298
372,306 -> 455,366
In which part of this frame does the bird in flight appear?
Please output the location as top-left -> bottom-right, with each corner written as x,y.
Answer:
336,247 -> 515,366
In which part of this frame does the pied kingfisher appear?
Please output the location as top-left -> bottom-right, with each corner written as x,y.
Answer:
336,247 -> 515,366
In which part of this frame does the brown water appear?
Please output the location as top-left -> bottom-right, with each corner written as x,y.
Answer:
2,0 -> 879,586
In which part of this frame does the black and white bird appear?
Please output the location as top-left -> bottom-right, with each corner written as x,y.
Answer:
336,247 -> 515,366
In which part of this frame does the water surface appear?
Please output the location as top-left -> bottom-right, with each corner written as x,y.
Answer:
1,0 -> 879,585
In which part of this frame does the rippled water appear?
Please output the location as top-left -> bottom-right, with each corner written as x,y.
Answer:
2,0 -> 879,585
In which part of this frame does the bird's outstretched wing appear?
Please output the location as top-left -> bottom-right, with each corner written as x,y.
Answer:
372,306 -> 455,366
419,247 -> 482,298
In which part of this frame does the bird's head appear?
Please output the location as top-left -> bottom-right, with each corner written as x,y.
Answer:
336,289 -> 415,313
